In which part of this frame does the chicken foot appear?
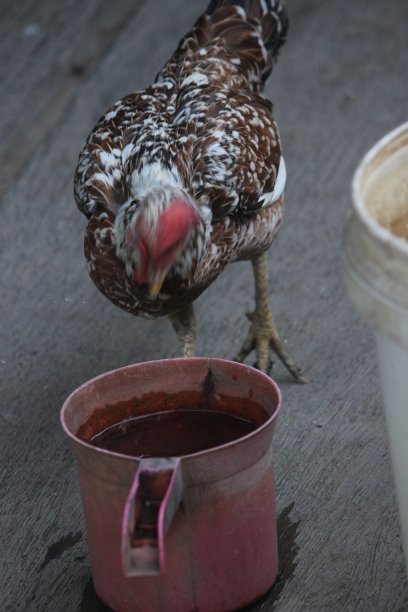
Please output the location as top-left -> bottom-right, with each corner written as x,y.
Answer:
169,304 -> 196,358
234,251 -> 307,383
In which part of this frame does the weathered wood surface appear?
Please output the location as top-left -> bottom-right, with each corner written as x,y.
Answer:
1,0 -> 408,610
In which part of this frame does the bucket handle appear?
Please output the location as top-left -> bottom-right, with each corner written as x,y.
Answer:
121,457 -> 183,576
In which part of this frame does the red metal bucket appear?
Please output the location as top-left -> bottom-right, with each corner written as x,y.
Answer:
61,358 -> 281,612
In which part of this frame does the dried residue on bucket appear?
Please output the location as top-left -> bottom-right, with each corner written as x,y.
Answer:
365,152 -> 408,240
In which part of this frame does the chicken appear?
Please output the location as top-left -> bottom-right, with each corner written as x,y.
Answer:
74,0 -> 306,382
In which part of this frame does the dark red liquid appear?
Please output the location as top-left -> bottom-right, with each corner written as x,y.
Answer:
89,410 -> 257,458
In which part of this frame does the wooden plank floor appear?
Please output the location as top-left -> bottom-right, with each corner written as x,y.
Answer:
1,0 -> 408,610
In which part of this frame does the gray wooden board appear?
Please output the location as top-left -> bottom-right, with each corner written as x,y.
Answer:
0,0 -> 145,199
1,0 -> 408,610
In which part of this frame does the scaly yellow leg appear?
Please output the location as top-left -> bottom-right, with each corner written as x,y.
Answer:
169,304 -> 196,358
234,251 -> 307,383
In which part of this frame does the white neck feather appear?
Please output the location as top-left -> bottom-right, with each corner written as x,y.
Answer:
131,162 -> 183,199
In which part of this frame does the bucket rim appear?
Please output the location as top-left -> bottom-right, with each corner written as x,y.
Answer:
352,120 -> 408,257
60,357 -> 282,463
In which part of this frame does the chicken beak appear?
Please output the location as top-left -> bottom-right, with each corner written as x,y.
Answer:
149,271 -> 167,299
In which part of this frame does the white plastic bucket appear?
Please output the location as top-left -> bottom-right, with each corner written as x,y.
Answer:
343,122 -> 408,565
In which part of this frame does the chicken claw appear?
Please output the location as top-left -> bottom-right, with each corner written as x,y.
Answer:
234,252 -> 307,383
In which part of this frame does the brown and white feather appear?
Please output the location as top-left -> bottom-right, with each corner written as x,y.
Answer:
75,0 -> 288,318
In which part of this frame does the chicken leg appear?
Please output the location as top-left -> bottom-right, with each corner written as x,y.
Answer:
169,304 -> 196,358
234,251 -> 307,383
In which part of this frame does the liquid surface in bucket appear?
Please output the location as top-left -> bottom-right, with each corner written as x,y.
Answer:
89,410 -> 257,457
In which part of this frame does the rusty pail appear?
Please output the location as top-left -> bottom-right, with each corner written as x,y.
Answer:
61,358 -> 281,611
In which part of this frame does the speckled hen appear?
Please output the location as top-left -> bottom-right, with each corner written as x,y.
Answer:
74,0 -> 306,381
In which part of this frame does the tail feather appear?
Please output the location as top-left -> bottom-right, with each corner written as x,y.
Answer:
205,0 -> 289,61
156,0 -> 289,91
